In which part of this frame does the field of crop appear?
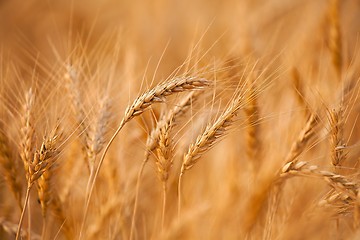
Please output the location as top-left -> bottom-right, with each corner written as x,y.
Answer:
1,0 -> 360,239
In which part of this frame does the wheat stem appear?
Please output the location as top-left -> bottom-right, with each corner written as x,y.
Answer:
16,185 -> 31,240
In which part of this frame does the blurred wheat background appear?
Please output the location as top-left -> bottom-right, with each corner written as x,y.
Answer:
1,0 -> 360,239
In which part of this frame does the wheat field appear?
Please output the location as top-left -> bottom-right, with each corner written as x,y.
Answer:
1,0 -> 360,239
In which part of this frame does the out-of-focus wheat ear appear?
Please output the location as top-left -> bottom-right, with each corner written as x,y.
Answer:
292,68 -> 308,116
64,64 -> 90,165
284,113 -> 319,165
20,88 -> 35,176
84,76 -> 210,240
85,96 -> 112,172
86,198 -> 123,240
16,88 -> 35,240
244,73 -> 261,170
328,107 -> 346,170
0,126 -> 23,209
329,0 -> 342,79
84,96 -> 112,215
0,217 -> 41,240
49,194 -> 73,238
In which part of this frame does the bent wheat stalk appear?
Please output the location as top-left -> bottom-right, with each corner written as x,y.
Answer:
80,76 -> 210,240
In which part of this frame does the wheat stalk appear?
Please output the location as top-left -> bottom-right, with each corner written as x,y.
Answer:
292,67 -> 308,115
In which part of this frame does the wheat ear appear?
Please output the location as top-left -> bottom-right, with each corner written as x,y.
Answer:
181,94 -> 243,173
36,124 -> 62,238
244,73 -> 261,171
284,113 -> 318,165
155,118 -> 174,231
81,76 -> 210,240
84,96 -> 112,203
16,88 -> 35,240
64,65 -> 91,167
17,117 -> 62,239
281,161 -> 358,201
329,0 -> 342,79
0,125 -> 23,208
328,107 -> 346,169
178,93 -> 244,218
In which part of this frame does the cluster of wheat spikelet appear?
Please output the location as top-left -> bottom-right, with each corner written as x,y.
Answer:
1,0 -> 360,239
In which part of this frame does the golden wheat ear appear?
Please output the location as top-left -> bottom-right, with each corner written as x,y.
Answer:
178,91 -> 245,219
244,72 -> 261,172
36,123 -> 63,238
181,93 -> 244,174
